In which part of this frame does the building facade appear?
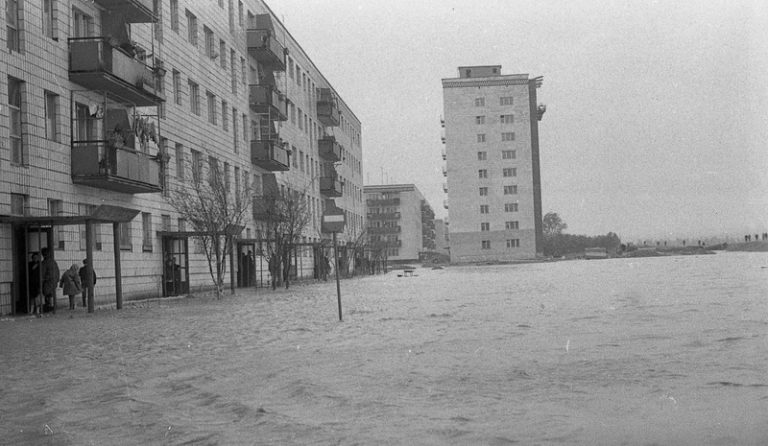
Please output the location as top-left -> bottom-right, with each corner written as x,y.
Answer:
364,184 -> 435,262
0,0 -> 363,315
441,65 -> 545,262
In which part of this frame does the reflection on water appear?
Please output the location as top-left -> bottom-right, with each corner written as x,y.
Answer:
1,252 -> 767,445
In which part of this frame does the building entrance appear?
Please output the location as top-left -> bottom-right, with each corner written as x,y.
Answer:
11,225 -> 52,314
162,237 -> 189,297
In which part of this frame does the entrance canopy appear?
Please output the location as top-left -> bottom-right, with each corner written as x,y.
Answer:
0,204 -> 140,226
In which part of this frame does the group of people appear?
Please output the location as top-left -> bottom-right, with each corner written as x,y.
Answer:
27,247 -> 97,315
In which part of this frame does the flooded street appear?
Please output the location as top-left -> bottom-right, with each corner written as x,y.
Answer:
1,252 -> 767,445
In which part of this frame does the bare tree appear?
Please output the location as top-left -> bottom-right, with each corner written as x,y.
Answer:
254,180 -> 312,290
168,157 -> 252,298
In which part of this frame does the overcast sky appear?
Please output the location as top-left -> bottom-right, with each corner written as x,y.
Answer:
269,0 -> 768,241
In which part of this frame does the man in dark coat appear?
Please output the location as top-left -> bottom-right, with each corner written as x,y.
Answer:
78,258 -> 97,307
40,247 -> 59,313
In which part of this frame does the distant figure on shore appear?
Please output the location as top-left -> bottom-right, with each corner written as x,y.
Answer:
41,247 -> 59,313
60,264 -> 82,311
79,258 -> 97,307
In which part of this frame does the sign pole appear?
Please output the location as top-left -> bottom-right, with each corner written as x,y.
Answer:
333,231 -> 342,322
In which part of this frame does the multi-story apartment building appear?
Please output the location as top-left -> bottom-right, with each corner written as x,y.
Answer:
364,184 -> 435,262
434,218 -> 450,257
441,65 -> 545,262
0,0 -> 363,315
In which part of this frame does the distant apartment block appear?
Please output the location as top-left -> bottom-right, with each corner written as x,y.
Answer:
364,184 -> 436,262
441,65 -> 545,262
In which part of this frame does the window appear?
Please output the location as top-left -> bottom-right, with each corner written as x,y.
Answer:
11,193 -> 27,215
8,77 -> 25,165
74,102 -> 95,143
204,26 -> 214,58
474,97 -> 485,107
172,70 -> 182,105
500,96 -> 513,106
207,91 -> 217,124
222,100 -> 229,130
288,58 -> 294,78
478,169 -> 488,179
72,8 -> 93,38
503,168 -> 517,177
44,91 -> 59,142
501,114 -> 514,124
502,150 -> 516,159
481,240 -> 491,250
477,151 -> 487,161
506,221 -> 519,230
175,143 -> 184,179
504,185 -> 518,195
299,150 -> 305,171
243,113 -> 248,142
161,215 -> 171,232
480,205 -> 489,214
507,239 -> 520,248
170,0 -> 179,32
238,1 -> 243,26
48,198 -> 64,249
505,203 -> 519,212
208,156 -> 220,185
502,132 -> 515,141
78,204 -> 103,251
154,0 -> 163,42
142,213 -> 153,251
479,187 -> 488,196
481,222 -> 490,232
219,39 -> 227,68
230,49 -> 237,94
241,57 -> 246,85
119,221 -> 132,250
475,116 -> 485,125
298,108 -> 303,130
42,0 -> 56,39
7,0 -> 20,51
186,10 -> 198,46
228,0 -> 234,31
188,80 -> 200,115
477,134 -> 486,143
224,162 -> 231,192
191,149 -> 202,182
234,166 -> 241,197
178,218 -> 186,232
232,107 -> 239,153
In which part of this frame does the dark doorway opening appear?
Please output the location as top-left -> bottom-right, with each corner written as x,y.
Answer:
162,236 -> 189,296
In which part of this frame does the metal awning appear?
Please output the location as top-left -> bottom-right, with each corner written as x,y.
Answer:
0,204 -> 140,226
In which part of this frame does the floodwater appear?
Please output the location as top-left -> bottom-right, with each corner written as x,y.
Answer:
1,252 -> 767,445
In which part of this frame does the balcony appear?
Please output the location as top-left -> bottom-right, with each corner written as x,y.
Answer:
249,85 -> 287,121
246,27 -> 286,71
317,88 -> 340,127
318,136 -> 342,162
69,38 -> 164,106
366,198 -> 400,207
94,0 -> 156,22
320,176 -> 343,197
440,116 -> 445,128
367,212 -> 401,220
368,226 -> 401,235
442,165 -> 447,177
251,140 -> 290,171
71,143 -> 161,194
442,182 -> 448,193
441,146 -> 446,160
443,199 -> 449,209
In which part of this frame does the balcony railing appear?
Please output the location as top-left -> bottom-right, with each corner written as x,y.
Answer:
368,226 -> 401,234
249,85 -> 287,121
246,29 -> 286,71
71,143 -> 161,194
317,88 -> 340,127
320,176 -> 343,197
251,140 -> 290,171
318,136 -> 342,162
367,212 -> 401,220
366,198 -> 400,207
94,0 -> 156,22
69,38 -> 164,106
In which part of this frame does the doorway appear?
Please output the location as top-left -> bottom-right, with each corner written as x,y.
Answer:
162,236 -> 189,296
12,225 -> 52,314
237,242 -> 256,287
